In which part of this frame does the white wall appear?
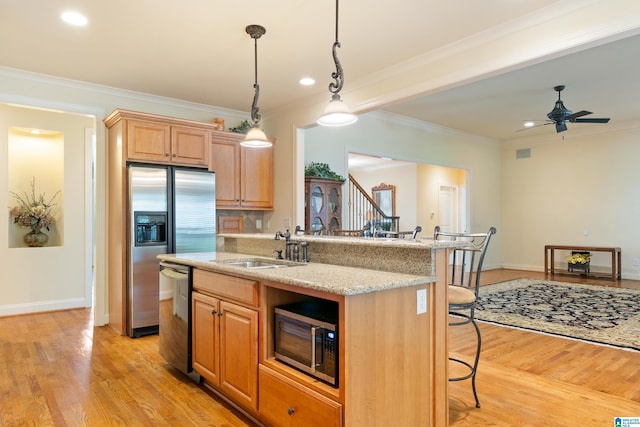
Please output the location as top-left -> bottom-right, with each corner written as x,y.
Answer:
501,124 -> 640,278
305,113 -> 503,268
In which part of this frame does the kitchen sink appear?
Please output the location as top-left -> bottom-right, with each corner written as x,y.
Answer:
221,259 -> 304,269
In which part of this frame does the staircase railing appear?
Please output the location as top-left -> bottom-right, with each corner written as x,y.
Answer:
347,174 -> 399,235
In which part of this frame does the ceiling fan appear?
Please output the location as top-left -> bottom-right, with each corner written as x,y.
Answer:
525,85 -> 610,133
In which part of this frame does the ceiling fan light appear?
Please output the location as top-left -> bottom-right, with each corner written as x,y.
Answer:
317,97 -> 358,126
241,124 -> 271,147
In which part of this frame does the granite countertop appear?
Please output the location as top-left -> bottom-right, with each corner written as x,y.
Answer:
158,251 -> 435,296
219,232 -> 459,249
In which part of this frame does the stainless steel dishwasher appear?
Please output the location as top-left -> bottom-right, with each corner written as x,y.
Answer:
158,262 -> 201,383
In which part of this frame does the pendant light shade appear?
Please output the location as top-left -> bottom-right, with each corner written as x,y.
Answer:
243,124 -> 271,147
318,94 -> 358,126
317,0 -> 357,127
241,25 -> 272,147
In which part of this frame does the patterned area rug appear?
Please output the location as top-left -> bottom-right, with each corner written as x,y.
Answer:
475,278 -> 640,351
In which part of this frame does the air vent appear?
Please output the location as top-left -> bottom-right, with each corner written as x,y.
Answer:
516,148 -> 531,159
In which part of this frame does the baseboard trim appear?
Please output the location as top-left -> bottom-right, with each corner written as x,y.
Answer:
500,263 -> 640,281
0,298 -> 88,317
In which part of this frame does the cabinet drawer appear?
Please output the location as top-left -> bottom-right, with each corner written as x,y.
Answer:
193,269 -> 258,306
259,365 -> 342,427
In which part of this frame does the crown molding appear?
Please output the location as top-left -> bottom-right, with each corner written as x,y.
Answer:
0,66 -> 248,120
364,110 -> 499,146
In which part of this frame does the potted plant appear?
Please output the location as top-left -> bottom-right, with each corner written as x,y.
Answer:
304,162 -> 345,181
9,177 -> 60,247
567,251 -> 591,273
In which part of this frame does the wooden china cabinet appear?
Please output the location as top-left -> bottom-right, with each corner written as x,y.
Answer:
304,177 -> 345,234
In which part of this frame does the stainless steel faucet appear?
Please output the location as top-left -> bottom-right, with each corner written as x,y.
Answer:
275,229 -> 292,260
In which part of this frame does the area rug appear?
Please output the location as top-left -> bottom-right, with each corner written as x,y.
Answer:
475,278 -> 640,351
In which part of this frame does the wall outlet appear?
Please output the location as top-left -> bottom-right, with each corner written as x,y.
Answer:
417,289 -> 427,314
634,258 -> 639,266
284,217 -> 291,229
256,219 -> 262,229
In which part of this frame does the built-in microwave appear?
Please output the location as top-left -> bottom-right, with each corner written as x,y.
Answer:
274,300 -> 338,386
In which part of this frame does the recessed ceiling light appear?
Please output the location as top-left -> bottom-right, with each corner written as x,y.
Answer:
31,129 -> 41,135
524,121 -> 535,127
61,11 -> 88,26
299,77 -> 315,86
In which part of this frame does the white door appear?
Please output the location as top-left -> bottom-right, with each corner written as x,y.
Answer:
438,185 -> 458,233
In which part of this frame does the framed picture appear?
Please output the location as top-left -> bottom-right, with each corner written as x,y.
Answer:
372,183 -> 395,217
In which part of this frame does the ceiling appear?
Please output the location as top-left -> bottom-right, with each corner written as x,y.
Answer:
1,1 -> 639,142
382,33 -> 640,141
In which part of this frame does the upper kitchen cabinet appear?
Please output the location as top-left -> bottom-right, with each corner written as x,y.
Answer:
209,133 -> 274,210
104,109 -> 210,168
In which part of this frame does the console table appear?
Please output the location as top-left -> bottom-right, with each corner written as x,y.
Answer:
544,245 -> 621,281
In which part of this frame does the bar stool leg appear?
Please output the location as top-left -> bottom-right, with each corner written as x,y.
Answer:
448,313 -> 482,409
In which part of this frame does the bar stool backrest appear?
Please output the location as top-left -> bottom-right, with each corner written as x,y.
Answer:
433,226 -> 497,305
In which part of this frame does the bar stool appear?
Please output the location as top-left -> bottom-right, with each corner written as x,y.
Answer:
434,225 -> 496,408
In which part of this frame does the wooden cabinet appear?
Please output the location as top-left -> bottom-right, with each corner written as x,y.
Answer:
191,269 -> 258,411
259,365 -> 342,427
305,177 -> 344,234
192,292 -> 219,383
125,118 -> 210,167
209,133 -> 274,210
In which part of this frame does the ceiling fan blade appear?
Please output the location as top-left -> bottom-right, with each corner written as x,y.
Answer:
555,122 -> 567,133
565,110 -> 591,121
573,117 -> 610,123
515,121 -> 553,132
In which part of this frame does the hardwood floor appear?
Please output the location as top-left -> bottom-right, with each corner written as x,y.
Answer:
0,309 -> 256,426
449,269 -> 640,426
1,269 -> 638,426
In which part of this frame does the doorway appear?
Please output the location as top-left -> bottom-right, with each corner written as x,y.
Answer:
1,103 -> 97,318
438,184 -> 458,233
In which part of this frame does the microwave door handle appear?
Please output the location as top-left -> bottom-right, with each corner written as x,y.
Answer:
311,327 -> 325,373
311,327 -> 317,373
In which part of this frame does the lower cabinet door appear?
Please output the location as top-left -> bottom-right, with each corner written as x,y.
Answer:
219,301 -> 258,411
192,292 -> 219,384
258,365 -> 342,427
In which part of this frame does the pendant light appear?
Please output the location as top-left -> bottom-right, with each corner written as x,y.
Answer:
317,0 -> 358,127
241,25 -> 271,147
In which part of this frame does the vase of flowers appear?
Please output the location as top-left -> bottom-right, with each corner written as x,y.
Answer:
567,251 -> 591,273
9,177 -> 60,247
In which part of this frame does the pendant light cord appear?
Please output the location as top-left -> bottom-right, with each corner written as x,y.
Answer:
328,0 -> 344,98
245,25 -> 265,124
251,35 -> 261,124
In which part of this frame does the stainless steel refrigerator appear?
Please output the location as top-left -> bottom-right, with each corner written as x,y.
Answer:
128,164 -> 216,337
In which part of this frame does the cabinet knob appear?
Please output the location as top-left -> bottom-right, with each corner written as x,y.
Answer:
165,153 -> 170,157
217,311 -> 223,317
211,309 -> 217,315
287,407 -> 295,415
172,153 -> 177,157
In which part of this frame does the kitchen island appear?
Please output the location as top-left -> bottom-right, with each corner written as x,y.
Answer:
159,235 -> 461,426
